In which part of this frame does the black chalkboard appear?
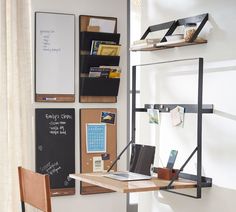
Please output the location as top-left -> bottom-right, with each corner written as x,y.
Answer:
35,108 -> 75,196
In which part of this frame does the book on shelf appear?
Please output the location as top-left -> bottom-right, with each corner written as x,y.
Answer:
88,66 -> 121,78
99,66 -> 121,78
88,67 -> 110,78
97,44 -> 121,56
90,40 -> 116,55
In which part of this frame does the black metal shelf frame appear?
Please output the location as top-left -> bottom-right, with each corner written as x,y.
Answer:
131,57 -> 212,198
141,13 -> 208,43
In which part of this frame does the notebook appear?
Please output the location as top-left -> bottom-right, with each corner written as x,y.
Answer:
104,144 -> 156,181
104,171 -> 152,181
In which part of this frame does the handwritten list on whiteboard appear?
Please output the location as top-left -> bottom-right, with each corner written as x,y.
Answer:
35,12 -> 75,97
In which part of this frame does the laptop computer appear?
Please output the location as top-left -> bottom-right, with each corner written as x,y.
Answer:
104,144 -> 156,181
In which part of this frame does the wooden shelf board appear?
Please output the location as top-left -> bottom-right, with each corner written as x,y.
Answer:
130,39 -> 207,52
70,172 -> 196,193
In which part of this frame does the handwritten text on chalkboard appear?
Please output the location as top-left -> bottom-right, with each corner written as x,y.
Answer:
46,113 -> 72,135
40,161 -> 62,176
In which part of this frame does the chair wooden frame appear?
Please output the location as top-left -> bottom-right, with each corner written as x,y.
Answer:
18,166 -> 52,212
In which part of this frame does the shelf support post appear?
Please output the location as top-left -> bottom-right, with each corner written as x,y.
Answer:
131,65 -> 136,143
196,58 -> 204,198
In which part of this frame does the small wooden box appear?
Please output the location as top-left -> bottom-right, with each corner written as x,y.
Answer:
157,167 -> 179,180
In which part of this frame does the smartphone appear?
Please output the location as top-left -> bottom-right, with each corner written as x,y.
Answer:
166,150 -> 178,169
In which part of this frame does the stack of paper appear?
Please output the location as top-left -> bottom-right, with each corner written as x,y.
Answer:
130,38 -> 160,51
89,18 -> 116,33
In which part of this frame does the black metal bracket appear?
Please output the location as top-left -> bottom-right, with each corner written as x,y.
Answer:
140,21 -> 177,42
160,171 -> 212,199
164,147 -> 212,199
167,147 -> 198,189
140,13 -> 208,43
179,173 -> 212,187
153,147 -> 212,198
107,140 -> 135,172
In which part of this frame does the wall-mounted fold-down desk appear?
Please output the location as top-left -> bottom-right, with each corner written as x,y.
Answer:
69,172 -> 196,193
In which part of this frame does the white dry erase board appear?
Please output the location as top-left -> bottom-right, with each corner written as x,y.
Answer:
35,12 -> 75,102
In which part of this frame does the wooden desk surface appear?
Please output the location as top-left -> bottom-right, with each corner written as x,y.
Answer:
69,172 -> 196,193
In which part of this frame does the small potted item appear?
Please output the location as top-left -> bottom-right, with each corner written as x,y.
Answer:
184,23 -> 197,42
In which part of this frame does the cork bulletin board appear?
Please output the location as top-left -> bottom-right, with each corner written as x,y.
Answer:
80,108 -> 117,195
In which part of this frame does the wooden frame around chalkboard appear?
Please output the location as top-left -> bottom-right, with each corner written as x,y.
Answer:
80,108 -> 117,195
35,12 -> 75,102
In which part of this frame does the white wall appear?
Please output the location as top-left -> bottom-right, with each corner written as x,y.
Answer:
31,0 -> 127,212
131,0 -> 236,211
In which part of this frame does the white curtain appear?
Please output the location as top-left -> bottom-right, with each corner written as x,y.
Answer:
0,0 -> 33,211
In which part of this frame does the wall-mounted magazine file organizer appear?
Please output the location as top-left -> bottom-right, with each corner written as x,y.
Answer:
79,15 -> 121,103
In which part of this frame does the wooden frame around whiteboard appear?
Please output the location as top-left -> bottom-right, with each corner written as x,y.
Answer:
35,12 -> 75,102
80,108 -> 117,195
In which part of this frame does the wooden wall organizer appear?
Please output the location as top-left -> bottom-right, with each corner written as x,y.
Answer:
131,13 -> 208,51
79,15 -> 121,103
80,108 -> 117,194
